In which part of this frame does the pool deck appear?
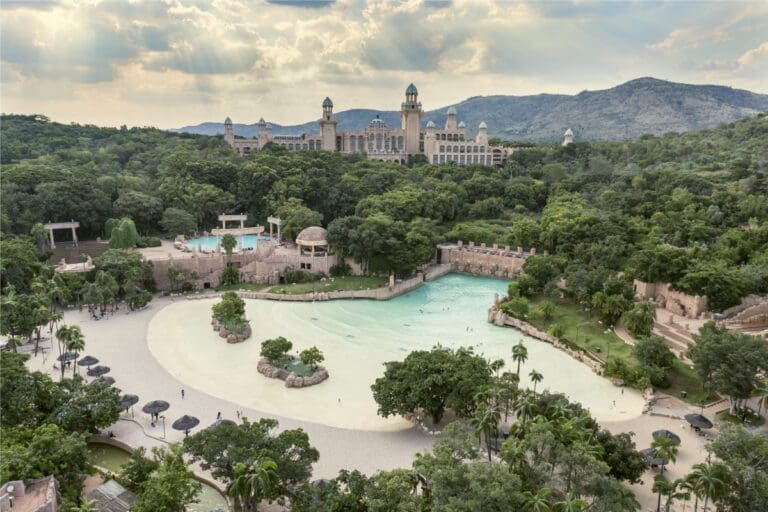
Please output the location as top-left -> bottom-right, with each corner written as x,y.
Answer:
23,292 -> 725,512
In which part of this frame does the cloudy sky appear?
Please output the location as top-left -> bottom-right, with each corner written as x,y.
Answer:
2,0 -> 767,128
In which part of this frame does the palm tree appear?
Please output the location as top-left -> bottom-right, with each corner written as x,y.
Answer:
529,369 -> 544,396
521,488 -> 552,512
32,304 -> 50,355
221,233 -> 238,260
651,435 -> 678,475
653,474 -> 673,512
5,336 -> 23,353
75,498 -> 100,512
663,478 -> 691,512
554,493 -> 586,512
687,461 -> 728,512
66,326 -> 85,375
623,300 -> 657,337
535,300 -> 556,322
55,325 -> 72,380
514,393 -> 537,425
227,458 -> 279,511
471,405 -> 501,461
512,341 -> 528,377
755,378 -> 768,418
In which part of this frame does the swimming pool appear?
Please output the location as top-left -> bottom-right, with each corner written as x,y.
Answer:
186,235 -> 272,251
88,443 -> 229,511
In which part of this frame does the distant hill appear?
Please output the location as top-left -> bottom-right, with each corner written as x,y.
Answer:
173,78 -> 768,141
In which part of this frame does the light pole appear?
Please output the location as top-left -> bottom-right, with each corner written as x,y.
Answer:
160,415 -> 166,439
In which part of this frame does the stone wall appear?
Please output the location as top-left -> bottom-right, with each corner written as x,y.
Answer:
257,359 -> 329,388
211,317 -> 252,343
633,280 -> 708,318
437,241 -> 531,279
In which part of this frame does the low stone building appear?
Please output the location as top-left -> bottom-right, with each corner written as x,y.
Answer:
633,280 -> 708,318
87,480 -> 137,512
436,241 -> 531,279
0,476 -> 58,511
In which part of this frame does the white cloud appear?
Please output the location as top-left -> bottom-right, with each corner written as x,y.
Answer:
1,0 -> 766,128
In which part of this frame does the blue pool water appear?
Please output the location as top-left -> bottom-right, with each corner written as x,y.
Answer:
186,235 -> 271,251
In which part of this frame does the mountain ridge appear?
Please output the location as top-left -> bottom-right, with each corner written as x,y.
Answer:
173,78 -> 768,141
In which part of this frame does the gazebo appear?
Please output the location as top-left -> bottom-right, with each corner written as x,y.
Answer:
296,226 -> 329,269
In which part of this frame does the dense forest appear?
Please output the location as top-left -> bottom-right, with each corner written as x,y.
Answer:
2,113 -> 768,510
2,112 -> 767,310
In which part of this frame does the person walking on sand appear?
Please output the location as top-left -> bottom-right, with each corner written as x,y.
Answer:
181,389 -> 185,399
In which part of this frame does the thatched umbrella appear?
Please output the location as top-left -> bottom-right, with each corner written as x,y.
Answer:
87,365 -> 111,377
641,448 -> 668,467
172,415 -> 200,436
90,376 -> 115,387
142,400 -> 170,417
77,355 -> 99,368
685,413 -> 713,429
120,394 -> 139,417
652,429 -> 681,445
57,351 -> 78,362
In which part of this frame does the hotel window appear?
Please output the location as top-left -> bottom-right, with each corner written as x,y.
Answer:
439,145 -> 445,152
432,155 -> 438,164
460,146 -> 465,153
460,155 -> 465,164
480,146 -> 485,152
453,145 -> 458,152
440,155 -> 446,163
474,146 -> 478,153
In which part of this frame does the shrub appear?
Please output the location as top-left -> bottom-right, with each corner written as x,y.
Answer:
501,296 -> 529,319
221,265 -> 240,285
299,346 -> 324,369
548,323 -> 564,338
283,266 -> 321,284
261,336 -> 293,363
329,263 -> 352,277
129,291 -> 152,310
136,236 -> 162,248
212,292 -> 245,324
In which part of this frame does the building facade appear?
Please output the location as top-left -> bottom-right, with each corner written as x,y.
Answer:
224,84 -> 512,167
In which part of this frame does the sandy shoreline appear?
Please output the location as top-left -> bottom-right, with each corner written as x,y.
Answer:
23,283 -> 716,510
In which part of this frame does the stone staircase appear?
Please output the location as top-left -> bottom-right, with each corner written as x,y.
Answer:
652,322 -> 695,358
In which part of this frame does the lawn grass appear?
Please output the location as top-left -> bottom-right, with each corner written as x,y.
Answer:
524,296 -> 715,404
526,297 -> 634,364
716,408 -> 766,428
217,282 -> 270,292
273,356 -> 315,377
270,275 -> 388,295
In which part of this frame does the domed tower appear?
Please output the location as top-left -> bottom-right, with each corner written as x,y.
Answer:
257,117 -> 273,148
424,119 -> 437,155
477,121 -> 488,145
445,106 -> 458,130
400,83 -> 423,158
224,117 -> 234,145
319,96 -> 337,151
562,128 -> 574,147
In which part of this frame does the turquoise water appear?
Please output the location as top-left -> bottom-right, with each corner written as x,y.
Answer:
150,273 -> 644,430
187,235 -> 271,251
88,443 -> 229,511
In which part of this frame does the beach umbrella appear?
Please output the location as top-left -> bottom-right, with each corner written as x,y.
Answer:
652,429 -> 681,445
640,448 -> 668,467
77,355 -> 99,367
142,400 -> 170,416
90,376 -> 115,387
120,394 -> 139,411
87,365 -> 111,377
685,413 -> 714,429
172,415 -> 200,436
57,351 -> 77,362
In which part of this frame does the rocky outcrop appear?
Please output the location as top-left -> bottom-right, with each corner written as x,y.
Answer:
211,317 -> 252,343
257,358 -> 329,388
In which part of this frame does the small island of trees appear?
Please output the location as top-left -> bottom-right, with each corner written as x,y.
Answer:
257,336 -> 328,388
211,291 -> 252,343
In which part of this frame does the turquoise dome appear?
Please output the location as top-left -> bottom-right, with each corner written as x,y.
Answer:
322,97 -> 333,108
406,83 -> 418,95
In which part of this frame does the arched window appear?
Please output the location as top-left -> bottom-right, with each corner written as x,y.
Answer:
288,143 -> 294,150
309,141 -> 315,150
376,133 -> 383,150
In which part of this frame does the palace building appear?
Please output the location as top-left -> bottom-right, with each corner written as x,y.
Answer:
224,84 -> 512,167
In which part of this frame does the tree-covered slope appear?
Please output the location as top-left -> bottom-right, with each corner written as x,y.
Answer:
174,77 -> 768,141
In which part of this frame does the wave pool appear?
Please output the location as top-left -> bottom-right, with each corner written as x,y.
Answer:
148,274 -> 643,431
